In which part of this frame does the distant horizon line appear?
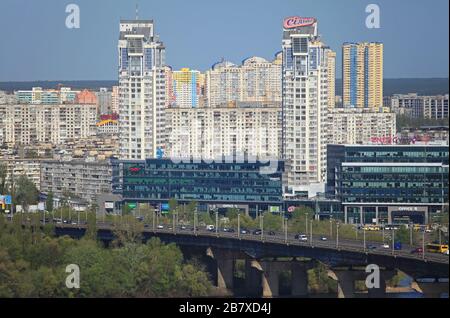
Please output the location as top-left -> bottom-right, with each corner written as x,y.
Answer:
1,77 -> 449,83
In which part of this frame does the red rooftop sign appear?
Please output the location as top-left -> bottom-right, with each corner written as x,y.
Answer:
283,17 -> 316,29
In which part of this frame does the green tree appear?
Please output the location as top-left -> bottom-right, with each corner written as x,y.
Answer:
289,206 -> 314,234
392,225 -> 417,245
396,114 -> 449,132
261,212 -> 282,232
168,198 -> 179,217
86,208 -> 97,241
198,211 -> 213,225
0,163 -> 7,195
226,208 -> 239,220
46,192 -> 54,212
122,204 -> 133,216
13,175 -> 39,212
112,215 -> 144,246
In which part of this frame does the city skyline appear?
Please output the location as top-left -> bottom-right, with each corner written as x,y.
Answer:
0,0 -> 448,81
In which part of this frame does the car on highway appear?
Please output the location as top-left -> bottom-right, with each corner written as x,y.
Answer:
206,225 -> 215,232
367,244 -> 377,250
179,225 -> 187,230
253,229 -> 262,235
394,241 -> 402,250
267,231 -> 276,236
411,247 -> 423,254
157,225 -> 164,229
144,224 -> 150,228
382,243 -> 390,249
295,234 -> 308,241
384,225 -> 400,230
240,228 -> 249,235
320,236 -> 327,241
222,227 -> 234,233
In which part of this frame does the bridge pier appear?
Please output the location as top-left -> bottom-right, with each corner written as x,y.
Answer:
245,259 -> 262,297
206,248 -> 236,291
328,269 -> 356,298
291,261 -> 313,297
412,279 -> 449,298
328,268 -> 396,298
244,258 -> 314,298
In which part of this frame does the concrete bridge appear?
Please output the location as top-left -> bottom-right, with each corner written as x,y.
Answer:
54,223 -> 449,298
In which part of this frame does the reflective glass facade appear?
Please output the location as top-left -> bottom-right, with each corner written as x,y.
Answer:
340,164 -> 448,204
327,144 -> 449,224
113,159 -> 284,206
327,144 -> 449,202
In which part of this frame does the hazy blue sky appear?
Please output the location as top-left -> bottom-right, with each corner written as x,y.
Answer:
0,0 -> 448,81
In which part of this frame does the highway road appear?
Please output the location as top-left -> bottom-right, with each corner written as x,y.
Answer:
53,221 -> 449,264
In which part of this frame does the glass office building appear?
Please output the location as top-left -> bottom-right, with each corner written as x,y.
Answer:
112,158 -> 284,214
327,144 -> 449,224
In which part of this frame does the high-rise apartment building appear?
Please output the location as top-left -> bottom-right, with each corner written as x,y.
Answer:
342,42 -> 383,109
206,54 -> 282,107
97,88 -> 112,115
281,16 -> 335,192
327,51 -> 336,109
390,93 -> 424,118
118,19 -> 166,160
166,101 -> 282,160
15,87 -> 79,104
40,159 -> 114,204
390,93 -> 449,119
171,68 -> 203,108
328,108 -> 396,145
0,103 -> 97,145
423,95 -> 449,119
111,86 -> 119,114
0,90 -> 97,146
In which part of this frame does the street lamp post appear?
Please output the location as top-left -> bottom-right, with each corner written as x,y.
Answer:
261,213 -> 264,241
305,213 -> 308,235
215,210 -> 219,237
330,217 -> 333,238
173,213 -> 176,234
363,227 -> 366,252
336,222 -> 340,249
422,229 -> 425,260
284,218 -> 288,244
439,226 -> 442,245
194,208 -> 197,236
310,219 -> 313,247
237,213 -> 240,239
382,224 -> 385,243
392,228 -> 395,255
152,209 -> 156,232
410,222 -> 413,246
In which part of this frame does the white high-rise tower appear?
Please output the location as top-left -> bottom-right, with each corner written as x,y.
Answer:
281,17 -> 335,194
118,19 -> 166,159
